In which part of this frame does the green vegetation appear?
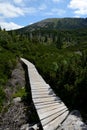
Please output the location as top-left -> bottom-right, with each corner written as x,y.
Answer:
12,88 -> 27,99
0,18 -> 87,121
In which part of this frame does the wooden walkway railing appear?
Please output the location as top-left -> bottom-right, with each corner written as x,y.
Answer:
21,58 -> 69,130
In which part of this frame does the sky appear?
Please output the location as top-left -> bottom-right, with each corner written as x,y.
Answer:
0,0 -> 87,30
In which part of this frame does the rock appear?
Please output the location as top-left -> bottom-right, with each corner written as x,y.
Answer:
7,63 -> 25,88
32,124 -> 39,130
0,102 -> 27,130
11,63 -> 25,87
13,97 -> 21,103
20,123 -> 29,130
20,123 -> 40,130
28,124 -> 39,130
4,62 -> 25,101
0,62 -> 27,130
59,110 -> 87,130
75,51 -> 82,56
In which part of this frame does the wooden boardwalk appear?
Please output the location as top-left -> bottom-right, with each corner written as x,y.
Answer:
21,58 -> 69,130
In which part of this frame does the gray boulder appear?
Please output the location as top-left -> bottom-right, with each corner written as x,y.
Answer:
59,110 -> 87,130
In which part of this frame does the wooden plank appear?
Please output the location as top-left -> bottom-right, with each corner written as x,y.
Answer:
43,111 -> 69,130
33,96 -> 61,103
37,104 -> 66,114
42,109 -> 68,126
20,58 -> 69,130
35,102 -> 64,110
37,106 -> 67,120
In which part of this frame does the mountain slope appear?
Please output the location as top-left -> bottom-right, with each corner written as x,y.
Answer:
16,18 -> 87,33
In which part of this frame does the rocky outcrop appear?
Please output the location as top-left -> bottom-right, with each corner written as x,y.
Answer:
0,62 -> 27,130
59,110 -> 87,130
4,62 -> 25,101
0,100 -> 27,130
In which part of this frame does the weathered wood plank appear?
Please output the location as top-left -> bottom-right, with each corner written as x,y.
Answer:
20,58 -> 69,130
43,111 -> 69,130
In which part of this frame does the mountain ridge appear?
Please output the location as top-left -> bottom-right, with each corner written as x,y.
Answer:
16,17 -> 87,33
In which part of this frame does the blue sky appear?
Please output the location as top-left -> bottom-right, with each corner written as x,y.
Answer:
0,0 -> 87,30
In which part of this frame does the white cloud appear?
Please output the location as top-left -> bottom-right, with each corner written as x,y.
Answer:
46,8 -> 65,16
75,9 -> 87,15
13,0 -> 23,4
52,8 -> 65,14
0,1 -> 38,30
25,7 -> 37,14
0,3 -> 24,18
39,4 -> 47,11
68,0 -> 87,15
29,22 -> 33,25
0,2 -> 38,18
0,21 -> 23,30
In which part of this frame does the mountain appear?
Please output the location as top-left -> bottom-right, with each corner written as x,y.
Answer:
16,18 -> 87,33
13,18 -> 87,47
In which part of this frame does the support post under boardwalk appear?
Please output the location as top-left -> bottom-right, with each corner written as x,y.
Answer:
21,58 -> 69,130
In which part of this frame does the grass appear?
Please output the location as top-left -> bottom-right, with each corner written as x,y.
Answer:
13,87 -> 27,99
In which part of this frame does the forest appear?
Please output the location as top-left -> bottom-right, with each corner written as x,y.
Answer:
0,24 -> 87,121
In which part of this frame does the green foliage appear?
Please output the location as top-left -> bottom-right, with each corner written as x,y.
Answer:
13,88 -> 27,99
0,31 -> 12,49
